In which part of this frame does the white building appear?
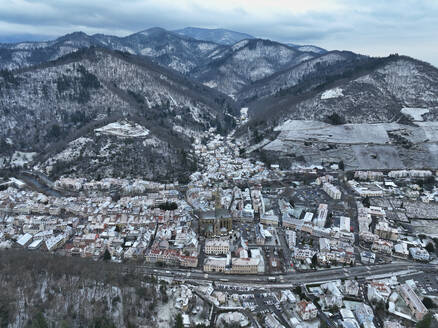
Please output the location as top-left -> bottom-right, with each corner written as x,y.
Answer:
205,238 -> 230,255
323,182 -> 342,200
315,204 -> 328,227
409,247 -> 430,262
340,216 -> 351,232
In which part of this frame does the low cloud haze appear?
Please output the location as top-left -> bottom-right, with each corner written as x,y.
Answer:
1,0 -> 437,66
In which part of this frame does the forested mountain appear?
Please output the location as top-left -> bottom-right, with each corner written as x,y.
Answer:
0,47 -> 236,180
1,27 -> 438,178
190,39 -> 318,95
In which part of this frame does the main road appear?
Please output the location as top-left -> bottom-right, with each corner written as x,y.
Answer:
129,262 -> 437,287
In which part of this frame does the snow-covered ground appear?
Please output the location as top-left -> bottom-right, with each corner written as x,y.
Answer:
10,151 -> 37,167
401,107 -> 430,121
95,121 -> 150,138
321,87 -> 343,100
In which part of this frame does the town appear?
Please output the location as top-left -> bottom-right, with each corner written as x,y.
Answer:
1,128 -> 438,328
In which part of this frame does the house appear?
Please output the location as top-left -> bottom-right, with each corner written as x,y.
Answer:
16,233 -> 33,247
343,280 -> 360,297
296,300 -> 318,320
321,282 -> 343,309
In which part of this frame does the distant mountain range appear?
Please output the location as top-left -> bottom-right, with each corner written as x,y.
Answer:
173,27 -> 254,45
1,26 -> 437,178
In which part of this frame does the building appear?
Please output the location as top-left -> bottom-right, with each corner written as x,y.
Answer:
199,209 -> 232,237
360,251 -> 376,264
371,240 -> 393,255
394,243 -> 409,258
205,238 -> 230,255
286,230 -> 296,249
16,233 -> 33,247
296,300 -> 318,320
265,314 -> 285,328
399,283 -> 428,321
203,256 -> 227,273
315,204 -> 328,227
375,221 -> 398,241
230,257 -> 259,274
340,216 -> 351,232
323,183 -> 342,200
260,213 -> 279,226
409,247 -> 430,262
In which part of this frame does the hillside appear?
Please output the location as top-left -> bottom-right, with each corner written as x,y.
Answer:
191,39 -> 318,96
236,51 -> 363,103
0,47 -> 235,180
239,55 -> 438,171
248,55 -> 438,124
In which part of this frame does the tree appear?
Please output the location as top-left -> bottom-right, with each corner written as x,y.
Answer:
425,242 -> 435,253
338,161 -> 345,171
174,313 -> 184,328
416,313 -> 435,328
311,253 -> 318,268
103,249 -> 111,261
29,312 -> 49,328
362,196 -> 371,208
422,297 -> 436,309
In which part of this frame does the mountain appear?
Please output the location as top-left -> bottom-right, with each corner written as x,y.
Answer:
92,27 -> 225,74
0,28 -> 225,74
287,43 -> 327,54
237,51 -> 364,103
248,55 -> 438,124
0,47 -> 236,180
240,55 -> 438,171
173,27 -> 254,45
0,28 -> 330,97
190,39 -> 318,96
0,31 -> 101,70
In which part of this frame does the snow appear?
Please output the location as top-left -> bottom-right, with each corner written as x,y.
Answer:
95,121 -> 150,138
297,45 -> 325,53
232,40 -> 249,51
401,107 -> 430,121
321,87 -> 344,100
10,151 -> 37,167
203,81 -> 218,88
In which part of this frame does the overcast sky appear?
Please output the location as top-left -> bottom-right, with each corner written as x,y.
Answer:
1,0 -> 437,66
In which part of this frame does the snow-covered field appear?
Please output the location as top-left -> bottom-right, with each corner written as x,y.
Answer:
95,121 -> 150,138
279,122 -> 390,144
321,87 -> 343,100
401,107 -> 430,121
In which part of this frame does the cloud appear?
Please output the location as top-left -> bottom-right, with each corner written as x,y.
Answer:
0,0 -> 437,66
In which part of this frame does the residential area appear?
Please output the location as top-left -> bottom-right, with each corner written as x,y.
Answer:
1,130 -> 438,328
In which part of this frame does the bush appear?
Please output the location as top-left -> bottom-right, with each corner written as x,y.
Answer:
325,113 -> 346,125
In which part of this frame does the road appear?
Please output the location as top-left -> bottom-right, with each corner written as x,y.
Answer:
130,262 -> 437,286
